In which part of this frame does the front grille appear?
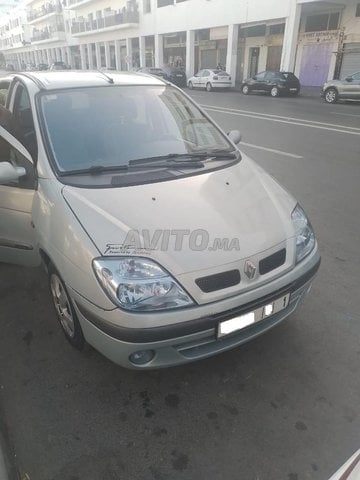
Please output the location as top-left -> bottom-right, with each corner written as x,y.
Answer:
259,249 -> 286,275
195,269 -> 241,293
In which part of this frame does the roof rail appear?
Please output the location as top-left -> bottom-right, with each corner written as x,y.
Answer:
16,72 -> 46,89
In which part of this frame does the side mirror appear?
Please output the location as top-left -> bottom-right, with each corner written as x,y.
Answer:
0,162 -> 26,184
345,76 -> 353,82
227,130 -> 242,145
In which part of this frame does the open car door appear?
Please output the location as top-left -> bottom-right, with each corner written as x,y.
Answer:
0,125 -> 41,266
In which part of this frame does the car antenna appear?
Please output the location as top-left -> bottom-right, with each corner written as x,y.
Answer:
98,69 -> 114,84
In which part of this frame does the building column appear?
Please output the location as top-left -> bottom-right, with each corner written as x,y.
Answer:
115,39 -> 121,70
139,36 -> 146,68
80,44 -> 87,70
280,2 -> 301,72
46,49 -> 52,64
226,24 -> 239,87
95,42 -> 101,68
186,30 -> 195,79
66,46 -> 73,68
61,47 -> 66,64
125,38 -> 132,71
104,41 -> 111,68
154,34 -> 163,68
87,44 -> 94,69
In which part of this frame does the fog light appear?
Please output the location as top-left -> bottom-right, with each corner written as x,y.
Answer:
264,304 -> 274,316
129,350 -> 155,365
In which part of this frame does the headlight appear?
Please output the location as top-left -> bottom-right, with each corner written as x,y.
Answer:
291,205 -> 315,263
93,257 -> 194,311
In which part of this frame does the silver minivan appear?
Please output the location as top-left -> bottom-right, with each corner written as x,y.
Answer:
0,71 -> 320,368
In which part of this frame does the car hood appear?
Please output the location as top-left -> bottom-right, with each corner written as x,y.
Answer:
62,156 -> 297,302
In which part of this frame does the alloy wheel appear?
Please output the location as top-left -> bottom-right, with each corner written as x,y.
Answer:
50,273 -> 75,338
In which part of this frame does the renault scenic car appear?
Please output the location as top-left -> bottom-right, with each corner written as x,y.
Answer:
0,71 -> 320,369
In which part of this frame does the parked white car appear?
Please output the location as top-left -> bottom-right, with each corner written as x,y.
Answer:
0,71 -> 320,369
188,69 -> 232,91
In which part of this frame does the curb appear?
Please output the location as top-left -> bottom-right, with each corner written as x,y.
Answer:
0,410 -> 17,480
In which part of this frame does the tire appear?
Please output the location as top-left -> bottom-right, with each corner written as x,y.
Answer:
188,81 -> 193,90
48,263 -> 85,350
242,84 -> 249,95
324,88 -> 338,104
270,86 -> 280,97
206,82 -> 212,92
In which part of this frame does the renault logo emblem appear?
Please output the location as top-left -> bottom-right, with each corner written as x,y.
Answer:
244,260 -> 257,280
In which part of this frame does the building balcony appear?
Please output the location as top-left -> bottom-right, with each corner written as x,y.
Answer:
31,25 -> 65,44
67,0 -> 94,9
27,3 -> 62,24
71,10 -> 139,36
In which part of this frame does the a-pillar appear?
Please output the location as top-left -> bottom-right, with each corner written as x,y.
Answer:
226,24 -> 239,87
125,38 -> 132,71
185,30 -> 195,79
154,34 -> 163,68
95,42 -> 101,68
104,41 -> 111,68
80,44 -> 87,69
280,1 -> 301,72
115,39 -> 121,70
139,36 -> 146,68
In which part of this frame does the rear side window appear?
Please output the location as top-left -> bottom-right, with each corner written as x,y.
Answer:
282,73 -> 297,80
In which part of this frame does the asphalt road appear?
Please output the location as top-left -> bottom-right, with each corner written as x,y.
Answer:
1,88 -> 360,480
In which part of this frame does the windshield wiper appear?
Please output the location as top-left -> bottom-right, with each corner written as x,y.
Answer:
58,160 -> 205,177
129,150 -> 237,166
58,151 -> 238,177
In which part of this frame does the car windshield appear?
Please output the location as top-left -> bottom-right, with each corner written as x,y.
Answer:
39,85 -> 235,181
282,72 -> 296,80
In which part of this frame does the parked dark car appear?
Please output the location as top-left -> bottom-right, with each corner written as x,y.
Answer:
50,61 -> 69,71
242,71 -> 301,97
161,66 -> 187,87
37,63 -> 48,71
137,67 -> 168,79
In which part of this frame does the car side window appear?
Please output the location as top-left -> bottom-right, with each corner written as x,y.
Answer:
0,80 -> 10,107
0,134 -> 36,190
352,72 -> 360,81
203,70 -> 210,77
265,72 -> 276,80
255,72 -> 266,80
12,83 -> 38,161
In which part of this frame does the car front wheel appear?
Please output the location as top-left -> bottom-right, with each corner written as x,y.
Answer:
324,88 -> 338,104
188,81 -> 193,90
206,82 -> 212,92
49,263 -> 85,350
242,84 -> 249,95
270,86 -> 280,97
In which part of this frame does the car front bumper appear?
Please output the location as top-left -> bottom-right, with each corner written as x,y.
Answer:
70,247 -> 320,369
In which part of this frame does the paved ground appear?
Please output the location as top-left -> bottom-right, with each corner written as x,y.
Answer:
0,88 -> 360,480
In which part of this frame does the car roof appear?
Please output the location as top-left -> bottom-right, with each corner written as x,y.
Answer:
13,70 -> 167,90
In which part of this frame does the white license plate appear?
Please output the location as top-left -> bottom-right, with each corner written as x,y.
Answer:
218,293 -> 290,338
290,88 -> 298,91
176,74 -> 183,77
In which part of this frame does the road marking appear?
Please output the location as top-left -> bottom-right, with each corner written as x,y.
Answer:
240,142 -> 303,159
203,105 -> 360,136
330,111 -> 360,118
202,104 -> 360,131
